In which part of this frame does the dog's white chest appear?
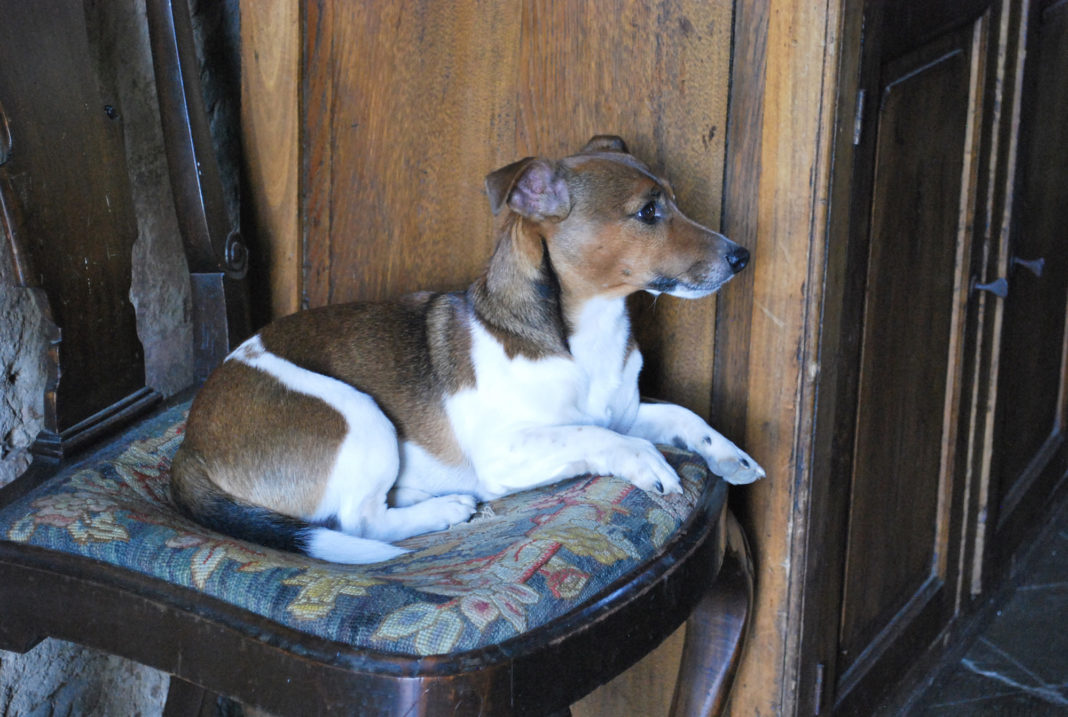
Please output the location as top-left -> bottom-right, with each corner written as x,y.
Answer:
447,297 -> 640,440
567,297 -> 641,428
438,297 -> 643,499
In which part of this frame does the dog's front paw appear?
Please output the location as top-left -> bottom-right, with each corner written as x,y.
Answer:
698,434 -> 765,485
611,439 -> 683,495
423,494 -> 478,530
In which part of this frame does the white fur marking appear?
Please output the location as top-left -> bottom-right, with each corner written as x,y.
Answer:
568,297 -> 639,429
444,300 -> 680,498
305,528 -> 409,564
628,402 -> 765,484
394,441 -> 478,504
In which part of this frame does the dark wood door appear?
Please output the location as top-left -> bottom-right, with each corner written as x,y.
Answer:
982,0 -> 1068,580
811,1 -> 1014,712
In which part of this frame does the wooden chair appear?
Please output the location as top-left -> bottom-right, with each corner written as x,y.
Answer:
0,1 -> 753,714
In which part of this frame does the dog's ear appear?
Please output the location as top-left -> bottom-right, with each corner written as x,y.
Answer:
485,158 -> 570,220
581,135 -> 629,154
485,157 -> 534,216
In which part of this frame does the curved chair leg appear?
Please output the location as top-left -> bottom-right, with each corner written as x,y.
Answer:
163,678 -> 244,717
669,510 -> 754,717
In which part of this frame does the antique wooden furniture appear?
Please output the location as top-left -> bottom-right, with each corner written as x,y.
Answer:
0,410 -> 752,716
797,1 -> 1067,712
0,0 -> 753,715
0,0 -> 159,459
802,3 -> 1008,710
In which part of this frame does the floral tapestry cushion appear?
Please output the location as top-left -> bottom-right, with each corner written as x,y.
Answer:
0,399 -> 712,657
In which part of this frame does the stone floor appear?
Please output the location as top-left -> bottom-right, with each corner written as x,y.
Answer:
909,500 -> 1068,715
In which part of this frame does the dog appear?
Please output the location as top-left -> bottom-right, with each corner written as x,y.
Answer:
170,135 -> 764,564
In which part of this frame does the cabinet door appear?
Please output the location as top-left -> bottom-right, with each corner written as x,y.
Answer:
816,2 -> 1004,712
981,0 -> 1068,578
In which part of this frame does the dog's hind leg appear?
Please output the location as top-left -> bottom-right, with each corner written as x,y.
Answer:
234,337 -> 476,550
314,394 -> 478,544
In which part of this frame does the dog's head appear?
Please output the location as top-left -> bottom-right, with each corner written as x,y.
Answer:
485,135 -> 749,302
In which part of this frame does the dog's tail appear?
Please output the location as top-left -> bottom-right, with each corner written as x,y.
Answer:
169,447 -> 408,564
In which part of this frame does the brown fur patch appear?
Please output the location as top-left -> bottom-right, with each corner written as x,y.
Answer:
174,360 -> 346,518
258,295 -> 474,464
470,216 -> 571,360
471,148 -> 732,356
547,154 -> 738,307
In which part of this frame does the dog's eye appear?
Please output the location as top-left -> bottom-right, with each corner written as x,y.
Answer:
637,201 -> 659,225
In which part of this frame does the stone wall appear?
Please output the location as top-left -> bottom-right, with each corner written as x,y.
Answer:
0,0 -> 239,713
0,278 -> 48,488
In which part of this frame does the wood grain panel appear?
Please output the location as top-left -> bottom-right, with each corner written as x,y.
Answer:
0,1 -> 147,433
241,0 -> 300,321
572,627 -> 685,717
295,4 -> 733,712
304,1 -> 519,306
295,4 -> 734,714
301,0 -> 732,420
839,49 -> 968,657
715,0 -> 844,712
837,18 -> 988,686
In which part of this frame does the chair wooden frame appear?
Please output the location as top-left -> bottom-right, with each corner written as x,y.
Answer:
0,1 -> 753,714
0,466 -> 750,716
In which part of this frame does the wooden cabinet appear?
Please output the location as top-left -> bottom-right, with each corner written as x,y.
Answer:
801,0 -> 1067,713
980,0 -> 1068,582
835,11 -> 982,707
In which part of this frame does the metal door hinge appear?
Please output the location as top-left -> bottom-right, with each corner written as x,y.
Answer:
853,90 -> 866,146
813,662 -> 827,714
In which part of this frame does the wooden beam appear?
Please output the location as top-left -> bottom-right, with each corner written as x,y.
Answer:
240,0 -> 301,321
716,0 -> 844,714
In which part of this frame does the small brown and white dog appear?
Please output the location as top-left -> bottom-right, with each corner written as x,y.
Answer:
170,136 -> 764,564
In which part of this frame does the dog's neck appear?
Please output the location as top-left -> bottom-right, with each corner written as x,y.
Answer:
470,215 -> 628,361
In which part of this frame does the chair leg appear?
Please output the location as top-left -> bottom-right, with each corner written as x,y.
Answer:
669,511 -> 754,717
164,676 -> 243,717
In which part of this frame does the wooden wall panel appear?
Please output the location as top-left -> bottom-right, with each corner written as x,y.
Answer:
837,22 -> 983,686
297,6 -> 732,711
716,0 -> 843,714
245,1 -> 847,714
241,0 -> 301,322
301,0 -> 733,417
0,0 -> 153,453
304,1 -> 516,305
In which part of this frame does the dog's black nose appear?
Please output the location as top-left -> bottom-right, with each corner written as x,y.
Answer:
727,247 -> 750,274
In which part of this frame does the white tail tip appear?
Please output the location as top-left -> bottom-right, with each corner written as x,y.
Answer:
305,527 -> 410,564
